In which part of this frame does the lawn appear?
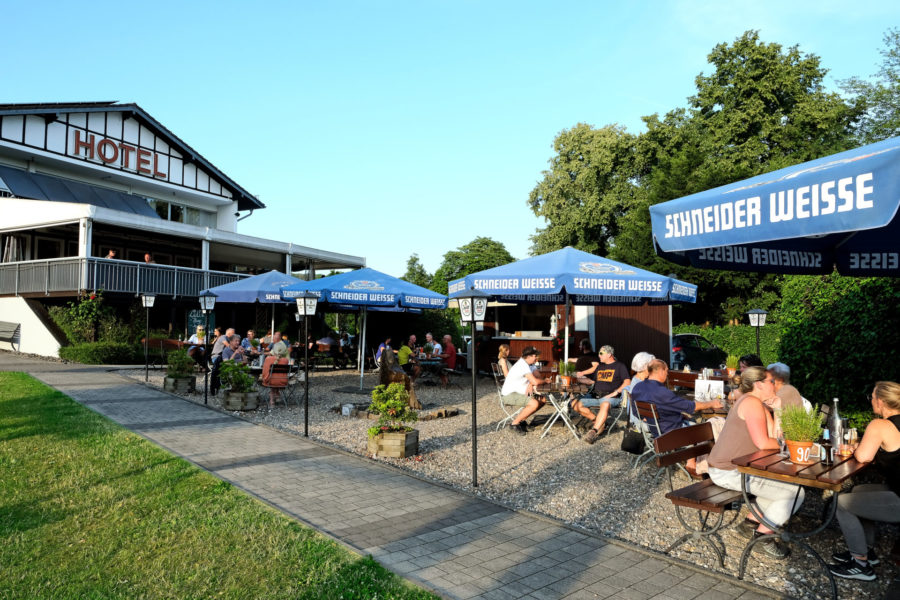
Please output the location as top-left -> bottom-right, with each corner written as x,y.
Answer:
0,372 -> 437,599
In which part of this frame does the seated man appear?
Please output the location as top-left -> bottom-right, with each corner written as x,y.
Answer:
766,362 -> 805,410
209,327 -> 235,396
397,336 -> 421,381
501,346 -> 550,436
438,334 -> 457,387
267,332 -> 290,360
221,334 -> 246,363
574,344 -> 631,444
633,359 -> 723,438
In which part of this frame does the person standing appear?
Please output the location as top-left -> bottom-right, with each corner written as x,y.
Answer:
438,334 -> 457,387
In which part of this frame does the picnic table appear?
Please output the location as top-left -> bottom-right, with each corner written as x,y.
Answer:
732,448 -> 869,599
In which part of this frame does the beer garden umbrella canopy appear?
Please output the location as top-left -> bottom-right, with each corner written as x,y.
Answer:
201,270 -> 306,339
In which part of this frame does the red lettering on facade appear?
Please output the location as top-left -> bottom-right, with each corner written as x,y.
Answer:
73,130 -> 95,159
97,139 -> 119,164
137,149 -> 152,174
152,153 -> 166,178
118,143 -> 135,169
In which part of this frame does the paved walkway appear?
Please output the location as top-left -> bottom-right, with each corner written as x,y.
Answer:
1,353 -> 783,600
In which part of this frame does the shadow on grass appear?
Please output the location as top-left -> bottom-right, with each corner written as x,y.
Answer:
297,554 -> 435,600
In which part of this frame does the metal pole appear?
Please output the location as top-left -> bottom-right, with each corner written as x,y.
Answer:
755,327 -> 761,360
470,321 -> 478,487
304,314 -> 310,437
144,305 -> 150,382
204,310 -> 210,405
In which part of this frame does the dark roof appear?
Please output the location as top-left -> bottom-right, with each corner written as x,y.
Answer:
0,101 -> 265,211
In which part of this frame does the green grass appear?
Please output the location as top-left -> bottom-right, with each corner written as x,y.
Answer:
0,373 -> 437,600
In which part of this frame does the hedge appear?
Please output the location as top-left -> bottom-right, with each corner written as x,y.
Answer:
58,342 -> 142,365
778,274 -> 900,413
672,323 -> 781,364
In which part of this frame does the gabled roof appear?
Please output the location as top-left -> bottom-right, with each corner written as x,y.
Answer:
0,101 -> 265,211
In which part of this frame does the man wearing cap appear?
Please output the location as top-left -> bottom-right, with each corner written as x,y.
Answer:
501,346 -> 550,435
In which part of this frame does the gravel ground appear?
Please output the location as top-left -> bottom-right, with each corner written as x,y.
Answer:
121,366 -> 896,599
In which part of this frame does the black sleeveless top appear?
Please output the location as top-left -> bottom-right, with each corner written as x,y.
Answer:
874,415 -> 900,495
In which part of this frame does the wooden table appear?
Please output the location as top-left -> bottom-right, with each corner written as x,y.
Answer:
535,382 -> 589,440
732,449 -> 868,599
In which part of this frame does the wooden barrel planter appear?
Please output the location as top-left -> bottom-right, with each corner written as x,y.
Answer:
222,391 -> 259,411
164,376 -> 195,394
367,429 -> 419,458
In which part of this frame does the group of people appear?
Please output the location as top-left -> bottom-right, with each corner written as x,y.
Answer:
496,342 -> 900,578
376,332 -> 458,387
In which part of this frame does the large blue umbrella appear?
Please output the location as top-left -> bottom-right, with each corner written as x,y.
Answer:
282,267 -> 448,387
202,270 -> 306,338
649,137 -> 900,277
448,247 -> 697,361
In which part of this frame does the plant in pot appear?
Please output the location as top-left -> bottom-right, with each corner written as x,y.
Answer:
558,361 -> 577,386
219,360 -> 258,411
780,404 -> 823,465
423,343 -> 434,357
725,355 -> 739,376
366,382 -> 419,458
164,348 -> 196,393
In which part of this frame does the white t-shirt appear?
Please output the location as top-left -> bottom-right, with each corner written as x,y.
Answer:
430,342 -> 442,356
502,358 -> 536,396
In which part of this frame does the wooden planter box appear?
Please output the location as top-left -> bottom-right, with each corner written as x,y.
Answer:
367,429 -> 419,458
164,376 -> 195,393
222,391 -> 258,411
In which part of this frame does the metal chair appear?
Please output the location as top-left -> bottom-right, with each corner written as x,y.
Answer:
633,400 -> 690,479
604,389 -> 630,437
492,362 -> 522,431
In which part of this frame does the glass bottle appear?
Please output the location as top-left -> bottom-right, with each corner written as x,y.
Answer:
829,398 -> 843,458
821,428 -> 833,465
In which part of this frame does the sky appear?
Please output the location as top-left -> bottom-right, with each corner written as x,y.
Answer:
2,1 -> 898,278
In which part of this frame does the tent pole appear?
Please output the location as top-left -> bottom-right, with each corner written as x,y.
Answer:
563,293 -> 570,364
359,307 -> 367,389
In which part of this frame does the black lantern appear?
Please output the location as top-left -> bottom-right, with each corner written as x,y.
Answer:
746,308 -> 767,360
141,294 -> 156,382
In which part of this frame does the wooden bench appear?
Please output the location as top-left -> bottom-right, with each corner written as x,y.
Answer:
0,321 -> 21,351
140,338 -> 187,367
654,422 -> 743,566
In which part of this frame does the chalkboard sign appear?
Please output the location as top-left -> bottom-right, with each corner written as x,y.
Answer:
188,309 -> 215,338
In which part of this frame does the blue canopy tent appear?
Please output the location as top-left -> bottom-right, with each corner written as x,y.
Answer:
649,137 -> 900,277
282,267 -> 448,388
447,247 -> 698,362
201,270 -> 307,341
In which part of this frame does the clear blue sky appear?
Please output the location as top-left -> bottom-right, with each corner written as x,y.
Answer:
3,1 -> 897,277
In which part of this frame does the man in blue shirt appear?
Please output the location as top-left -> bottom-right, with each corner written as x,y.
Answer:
632,359 -> 723,437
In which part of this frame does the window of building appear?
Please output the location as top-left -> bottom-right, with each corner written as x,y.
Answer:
147,198 -> 213,227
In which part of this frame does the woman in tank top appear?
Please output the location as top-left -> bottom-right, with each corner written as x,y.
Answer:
706,366 -> 802,559
497,344 -> 512,378
828,380 -> 900,582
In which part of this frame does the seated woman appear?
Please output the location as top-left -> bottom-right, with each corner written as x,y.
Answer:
706,366 -> 801,560
828,380 -> 900,582
375,336 -> 392,366
497,344 -> 512,378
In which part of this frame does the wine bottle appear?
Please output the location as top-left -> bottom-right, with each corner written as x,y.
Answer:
821,428 -> 833,465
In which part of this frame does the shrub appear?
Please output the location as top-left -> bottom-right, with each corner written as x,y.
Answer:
59,342 -> 140,364
367,383 -> 418,438
779,274 -> 900,413
673,323 -> 780,364
219,361 -> 254,393
166,349 -> 195,378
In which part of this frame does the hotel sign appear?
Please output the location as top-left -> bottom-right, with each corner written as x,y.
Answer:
70,130 -> 167,179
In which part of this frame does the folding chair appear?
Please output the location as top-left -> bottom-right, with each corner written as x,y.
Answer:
492,362 -> 523,431
604,389 -> 630,437
259,356 -> 291,407
633,400 -> 690,479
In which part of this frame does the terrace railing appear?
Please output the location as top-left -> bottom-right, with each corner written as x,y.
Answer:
0,257 -> 248,298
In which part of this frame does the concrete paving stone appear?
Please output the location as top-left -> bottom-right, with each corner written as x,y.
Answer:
654,584 -> 703,600
450,582 -> 489,599
561,588 -> 609,599
608,588 -> 655,600
710,581 -> 744,597
695,590 -> 743,600
645,571 -> 688,588
627,579 -> 669,597
734,591 -> 778,600
517,569 -> 568,591
442,569 -> 478,586
477,585 -> 520,600
618,566 -> 654,584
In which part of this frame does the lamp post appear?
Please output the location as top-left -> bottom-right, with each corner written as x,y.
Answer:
458,287 -> 490,488
747,308 -> 767,360
296,292 -> 318,437
141,294 -> 155,382
199,290 -> 218,405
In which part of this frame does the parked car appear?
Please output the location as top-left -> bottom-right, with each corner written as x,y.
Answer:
671,333 -> 727,370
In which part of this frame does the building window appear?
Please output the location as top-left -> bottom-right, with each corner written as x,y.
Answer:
147,198 -> 213,227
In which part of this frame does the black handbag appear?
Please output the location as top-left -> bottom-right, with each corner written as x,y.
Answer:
620,427 -> 645,455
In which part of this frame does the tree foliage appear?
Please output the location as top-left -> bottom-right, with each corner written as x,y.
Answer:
778,274 -> 900,413
431,237 -> 515,294
402,254 -> 433,290
842,27 -> 900,143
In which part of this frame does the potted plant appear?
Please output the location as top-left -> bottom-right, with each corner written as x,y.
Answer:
366,383 -> 419,458
780,404 -> 823,465
558,361 -> 577,387
423,343 -> 434,357
725,355 -> 739,376
219,361 -> 258,411
163,348 -> 196,393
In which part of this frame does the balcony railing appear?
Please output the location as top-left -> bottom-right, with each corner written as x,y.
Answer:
0,257 -> 248,297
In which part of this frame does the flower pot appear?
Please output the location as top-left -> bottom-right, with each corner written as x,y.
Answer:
785,439 -> 816,465
367,429 -> 419,458
223,391 -> 258,411
559,375 -> 572,387
726,367 -> 736,377
164,376 -> 196,393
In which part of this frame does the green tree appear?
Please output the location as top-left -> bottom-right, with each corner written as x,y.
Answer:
402,254 -> 432,290
842,27 -> 900,143
528,123 -> 640,256
431,237 -> 515,295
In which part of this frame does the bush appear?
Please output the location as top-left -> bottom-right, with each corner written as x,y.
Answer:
367,383 -> 418,438
166,349 -> 195,378
673,323 -> 781,363
779,274 -> 900,413
59,342 -> 140,364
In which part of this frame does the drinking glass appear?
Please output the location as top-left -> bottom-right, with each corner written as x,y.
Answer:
777,433 -> 788,458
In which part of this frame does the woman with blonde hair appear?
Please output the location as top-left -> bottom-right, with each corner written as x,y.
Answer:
706,366 -> 802,559
828,381 -> 900,581
497,344 -> 512,378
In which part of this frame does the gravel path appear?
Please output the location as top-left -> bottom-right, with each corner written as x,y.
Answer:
122,366 -> 896,599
